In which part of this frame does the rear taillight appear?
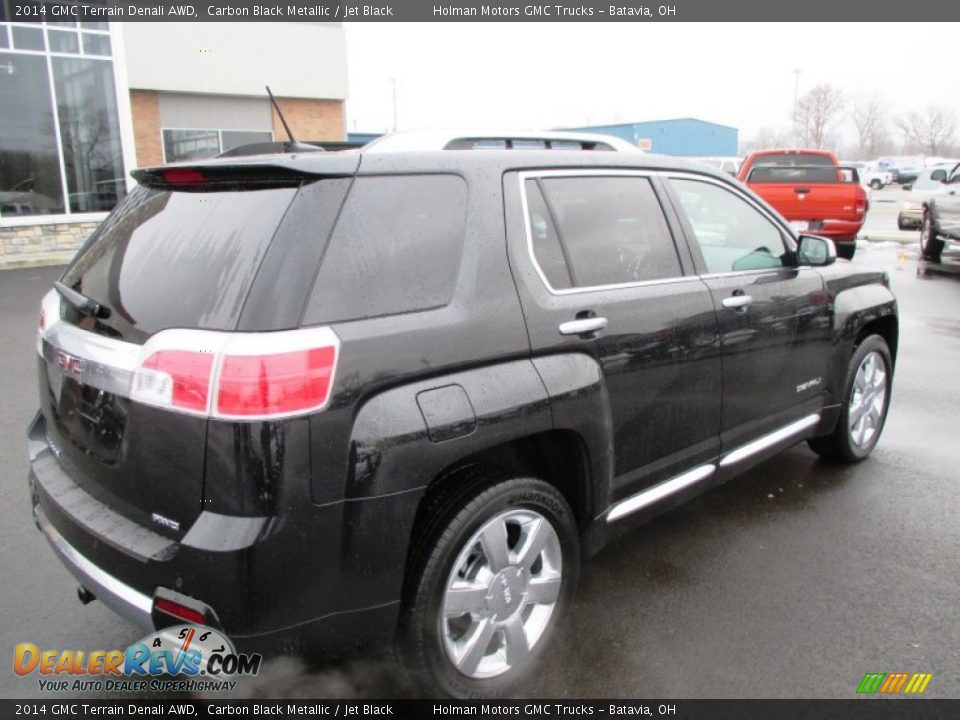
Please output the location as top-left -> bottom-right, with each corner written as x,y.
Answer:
856,188 -> 869,215
153,597 -> 206,625
131,327 -> 340,420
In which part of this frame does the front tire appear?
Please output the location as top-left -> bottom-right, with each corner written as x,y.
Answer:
399,473 -> 579,698
870,179 -> 882,190
920,210 -> 944,263
808,335 -> 893,463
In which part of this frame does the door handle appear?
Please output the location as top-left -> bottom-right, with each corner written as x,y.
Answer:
559,317 -> 608,337
721,294 -> 753,310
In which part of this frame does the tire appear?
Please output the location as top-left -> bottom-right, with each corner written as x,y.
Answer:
920,210 -> 944,263
808,335 -> 893,463
836,242 -> 856,260
870,179 -> 882,190
399,472 -> 579,698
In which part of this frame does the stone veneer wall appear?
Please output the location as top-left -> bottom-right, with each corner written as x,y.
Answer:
0,221 -> 101,267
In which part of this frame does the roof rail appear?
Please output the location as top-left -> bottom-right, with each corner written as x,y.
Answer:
362,129 -> 642,154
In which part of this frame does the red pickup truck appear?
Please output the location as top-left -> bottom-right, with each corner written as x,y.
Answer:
738,149 -> 868,259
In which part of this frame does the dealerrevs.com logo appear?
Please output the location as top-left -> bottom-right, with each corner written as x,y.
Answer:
14,625 -> 262,693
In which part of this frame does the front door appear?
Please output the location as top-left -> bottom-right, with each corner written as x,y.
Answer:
663,175 -> 833,453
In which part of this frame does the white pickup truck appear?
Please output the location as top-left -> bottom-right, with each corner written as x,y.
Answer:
845,161 -> 895,190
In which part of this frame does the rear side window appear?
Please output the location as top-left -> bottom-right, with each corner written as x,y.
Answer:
304,175 -> 467,325
60,184 -> 296,342
525,175 -> 682,290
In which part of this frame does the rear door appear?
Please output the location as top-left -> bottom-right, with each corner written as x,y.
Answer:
663,174 -> 833,455
505,170 -> 721,503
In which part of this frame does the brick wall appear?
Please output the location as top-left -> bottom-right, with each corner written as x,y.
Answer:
0,221 -> 100,267
271,98 -> 345,142
130,90 -> 163,167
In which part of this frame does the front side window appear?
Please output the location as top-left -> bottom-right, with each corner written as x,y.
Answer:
525,175 -> 682,290
669,178 -> 788,274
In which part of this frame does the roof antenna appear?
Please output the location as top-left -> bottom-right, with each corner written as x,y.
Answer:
266,85 -> 323,153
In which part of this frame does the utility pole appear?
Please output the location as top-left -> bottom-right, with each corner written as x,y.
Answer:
793,68 -> 802,148
391,78 -> 398,133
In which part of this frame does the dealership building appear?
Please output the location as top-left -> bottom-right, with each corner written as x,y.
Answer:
0,20 -> 347,266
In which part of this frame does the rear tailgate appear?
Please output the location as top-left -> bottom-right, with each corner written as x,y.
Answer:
745,165 -> 864,226
36,178 -> 301,538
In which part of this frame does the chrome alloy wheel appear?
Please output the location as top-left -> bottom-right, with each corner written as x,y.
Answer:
848,350 -> 888,449
440,508 -> 562,679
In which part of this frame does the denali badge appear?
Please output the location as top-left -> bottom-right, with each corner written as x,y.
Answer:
796,377 -> 822,393
150,513 -> 180,532
55,351 -> 84,377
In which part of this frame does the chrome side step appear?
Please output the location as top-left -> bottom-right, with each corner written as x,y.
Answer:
719,413 -> 820,467
605,413 -> 821,524
606,464 -> 715,523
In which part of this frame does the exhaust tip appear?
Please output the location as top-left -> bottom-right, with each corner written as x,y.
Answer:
77,586 -> 96,605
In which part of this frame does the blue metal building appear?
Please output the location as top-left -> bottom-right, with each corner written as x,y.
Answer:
566,118 -> 738,157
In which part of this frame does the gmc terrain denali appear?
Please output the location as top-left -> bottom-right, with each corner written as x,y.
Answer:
28,131 -> 898,697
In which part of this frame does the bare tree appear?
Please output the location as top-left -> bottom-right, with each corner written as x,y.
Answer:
740,126 -> 792,155
794,84 -> 845,149
849,95 -> 888,159
895,107 -> 957,155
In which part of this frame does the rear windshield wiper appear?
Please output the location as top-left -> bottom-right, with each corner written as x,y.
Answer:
54,281 -> 110,319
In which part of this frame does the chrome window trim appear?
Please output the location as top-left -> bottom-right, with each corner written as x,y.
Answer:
517,169 -> 693,297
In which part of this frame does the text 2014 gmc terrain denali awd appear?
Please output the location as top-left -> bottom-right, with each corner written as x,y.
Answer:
28,131 -> 898,697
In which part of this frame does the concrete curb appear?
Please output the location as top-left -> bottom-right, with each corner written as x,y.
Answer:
0,252 -> 74,270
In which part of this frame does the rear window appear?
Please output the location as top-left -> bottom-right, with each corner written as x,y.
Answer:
751,153 -> 836,167
60,184 -> 296,342
747,166 -> 842,184
303,175 -> 467,325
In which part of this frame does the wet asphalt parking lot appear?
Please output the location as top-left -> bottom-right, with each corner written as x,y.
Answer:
1,232 -> 958,699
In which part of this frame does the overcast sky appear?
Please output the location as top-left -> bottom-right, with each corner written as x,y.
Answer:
343,23 -> 959,146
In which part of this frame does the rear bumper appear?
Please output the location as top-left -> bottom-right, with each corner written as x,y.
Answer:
27,411 -> 415,657
35,505 -> 153,631
806,220 -> 863,244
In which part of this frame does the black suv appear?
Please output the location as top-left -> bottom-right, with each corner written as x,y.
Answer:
28,132 -> 898,697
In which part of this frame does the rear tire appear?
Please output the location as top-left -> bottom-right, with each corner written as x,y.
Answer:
808,335 -> 892,463
920,210 -> 944,263
836,242 -> 857,260
870,179 -> 882,190
399,472 -> 579,698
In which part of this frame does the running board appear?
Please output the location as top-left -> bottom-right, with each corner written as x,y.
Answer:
604,413 -> 821,524
719,413 -> 820,467
606,464 -> 716,523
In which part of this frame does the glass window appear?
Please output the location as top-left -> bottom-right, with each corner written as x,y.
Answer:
305,175 -> 468,324
48,29 -> 79,54
531,175 -> 682,288
221,130 -> 272,153
669,178 -> 788,274
53,57 -> 126,213
80,22 -> 110,31
163,129 -> 220,163
81,32 -> 111,57
12,25 -> 45,51
525,180 -> 573,289
61,185 -> 297,342
0,52 -> 63,216
0,27 -> 8,50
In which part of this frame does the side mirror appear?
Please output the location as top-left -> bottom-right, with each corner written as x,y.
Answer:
797,234 -> 837,266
